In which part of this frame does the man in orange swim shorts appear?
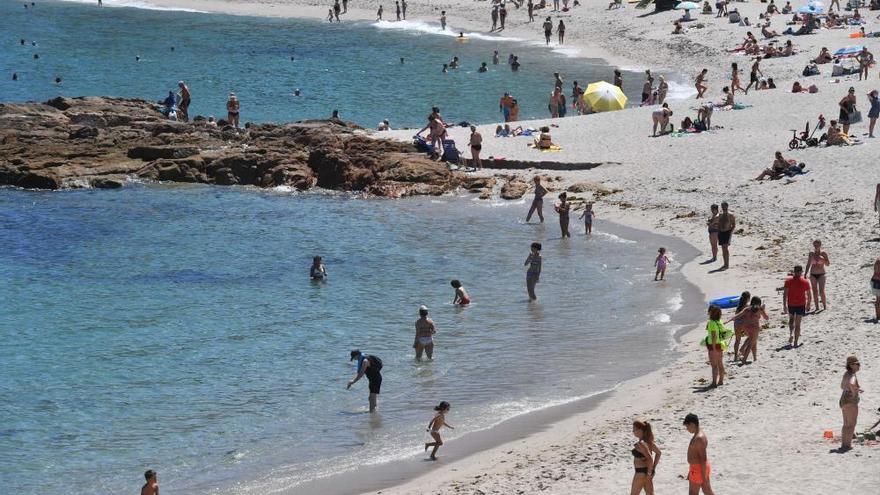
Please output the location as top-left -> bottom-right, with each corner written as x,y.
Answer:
684,413 -> 715,495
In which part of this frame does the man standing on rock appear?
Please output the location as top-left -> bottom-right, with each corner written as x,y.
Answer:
177,81 -> 191,122
716,201 -> 735,270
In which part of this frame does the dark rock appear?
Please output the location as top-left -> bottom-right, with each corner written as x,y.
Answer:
90,177 -> 125,188
501,179 -> 528,200
69,126 -> 99,139
127,145 -> 200,161
18,172 -> 59,189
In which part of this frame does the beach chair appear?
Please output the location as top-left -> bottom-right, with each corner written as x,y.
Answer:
441,139 -> 463,165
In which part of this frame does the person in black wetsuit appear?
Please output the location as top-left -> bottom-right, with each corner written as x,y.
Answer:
347,350 -> 383,412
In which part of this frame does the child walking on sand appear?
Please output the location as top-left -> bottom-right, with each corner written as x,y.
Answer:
424,401 -> 454,460
451,280 -> 471,305
579,202 -> 595,234
654,247 -> 670,281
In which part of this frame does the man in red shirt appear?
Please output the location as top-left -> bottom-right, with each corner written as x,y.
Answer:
783,265 -> 812,347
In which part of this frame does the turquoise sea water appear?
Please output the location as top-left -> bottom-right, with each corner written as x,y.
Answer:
0,0 -> 688,127
0,184 -> 700,494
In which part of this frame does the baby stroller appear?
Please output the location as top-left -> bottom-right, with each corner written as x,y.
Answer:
788,120 -> 820,149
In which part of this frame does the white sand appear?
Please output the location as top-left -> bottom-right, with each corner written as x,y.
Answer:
128,0 -> 880,492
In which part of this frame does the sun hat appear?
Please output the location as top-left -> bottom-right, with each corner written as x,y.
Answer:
419,305 -> 429,312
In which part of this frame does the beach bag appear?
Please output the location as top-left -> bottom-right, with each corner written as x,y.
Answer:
802,64 -> 820,76
849,109 -> 863,124
728,11 -> 741,22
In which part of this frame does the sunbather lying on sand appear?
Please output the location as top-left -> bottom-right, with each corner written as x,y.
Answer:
756,152 -> 805,180
762,24 -> 779,38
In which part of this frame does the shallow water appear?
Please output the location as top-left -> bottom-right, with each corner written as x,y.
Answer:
0,0 -> 690,127
0,185 -> 701,494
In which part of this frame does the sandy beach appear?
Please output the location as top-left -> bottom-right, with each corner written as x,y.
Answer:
52,0 -> 880,492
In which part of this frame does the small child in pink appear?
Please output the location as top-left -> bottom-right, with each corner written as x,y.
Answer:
654,247 -> 670,281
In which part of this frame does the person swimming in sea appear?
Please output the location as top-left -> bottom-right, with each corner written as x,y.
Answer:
478,62 -> 488,72
424,401 -> 453,460
451,280 -> 471,305
449,56 -> 460,69
310,256 -> 327,280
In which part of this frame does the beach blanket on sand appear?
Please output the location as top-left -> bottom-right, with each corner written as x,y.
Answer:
715,103 -> 752,111
528,143 -> 562,152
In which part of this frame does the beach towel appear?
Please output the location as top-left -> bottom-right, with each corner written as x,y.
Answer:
528,143 -> 562,151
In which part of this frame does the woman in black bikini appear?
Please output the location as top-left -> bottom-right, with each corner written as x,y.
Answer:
631,420 -> 661,495
805,239 -> 830,311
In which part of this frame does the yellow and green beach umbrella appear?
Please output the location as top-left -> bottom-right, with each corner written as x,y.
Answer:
583,81 -> 628,113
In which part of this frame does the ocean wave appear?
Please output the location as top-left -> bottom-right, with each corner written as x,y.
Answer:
58,0 -> 206,13
667,291 -> 684,312
652,312 -> 672,324
595,231 -> 636,244
371,20 -> 523,42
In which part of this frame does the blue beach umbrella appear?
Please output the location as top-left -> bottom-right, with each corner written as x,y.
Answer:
675,1 -> 699,9
834,45 -> 864,57
798,4 -> 824,14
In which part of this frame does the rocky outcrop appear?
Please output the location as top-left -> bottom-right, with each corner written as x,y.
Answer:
0,97 -> 459,196
500,179 -> 529,200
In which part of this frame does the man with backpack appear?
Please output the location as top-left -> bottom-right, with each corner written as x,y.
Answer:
347,349 -> 383,412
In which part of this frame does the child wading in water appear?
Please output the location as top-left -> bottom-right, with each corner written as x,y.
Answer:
555,192 -> 571,238
424,401 -> 454,460
524,242 -> 542,300
579,202 -> 595,234
451,279 -> 471,305
654,247 -> 670,281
